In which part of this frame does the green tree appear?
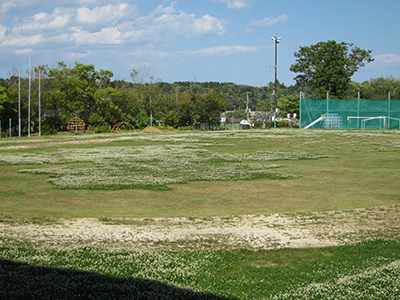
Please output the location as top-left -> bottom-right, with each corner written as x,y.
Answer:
153,93 -> 179,127
91,87 -> 124,127
290,40 -> 374,99
360,76 -> 400,99
0,86 -> 18,122
176,92 -> 197,127
195,91 -> 226,126
0,86 -> 18,130
98,69 -> 114,89
225,109 -> 247,123
130,67 -> 162,123
277,95 -> 299,117
47,62 -> 101,119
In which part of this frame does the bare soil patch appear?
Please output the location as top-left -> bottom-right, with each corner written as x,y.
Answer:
1,205 -> 399,250
142,126 -> 163,133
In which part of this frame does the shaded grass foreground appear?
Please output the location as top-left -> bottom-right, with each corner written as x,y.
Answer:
0,240 -> 399,299
0,259 -> 231,300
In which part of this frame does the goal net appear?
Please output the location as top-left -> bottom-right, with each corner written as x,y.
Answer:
300,98 -> 400,130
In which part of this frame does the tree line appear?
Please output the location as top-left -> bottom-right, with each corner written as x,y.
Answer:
1,40 -> 400,135
0,62 -> 229,135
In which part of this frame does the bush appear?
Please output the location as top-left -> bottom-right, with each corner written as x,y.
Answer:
277,120 -> 290,128
157,125 -> 175,131
265,121 -> 273,129
93,126 -> 110,133
177,126 -> 195,131
41,128 -> 58,135
41,123 -> 58,135
253,121 -> 264,129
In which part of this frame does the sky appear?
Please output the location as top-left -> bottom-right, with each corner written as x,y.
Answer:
0,0 -> 399,87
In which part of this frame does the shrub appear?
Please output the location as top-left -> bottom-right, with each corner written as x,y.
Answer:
253,121 -> 264,129
277,120 -> 290,128
94,126 -> 110,133
177,126 -> 195,131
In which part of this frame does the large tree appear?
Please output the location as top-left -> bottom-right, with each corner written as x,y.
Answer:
290,40 -> 374,99
277,94 -> 299,117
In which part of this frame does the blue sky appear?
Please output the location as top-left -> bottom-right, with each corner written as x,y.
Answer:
0,0 -> 399,87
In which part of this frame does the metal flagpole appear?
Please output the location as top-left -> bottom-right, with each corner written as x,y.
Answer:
18,68 -> 21,137
28,52 -> 31,137
39,69 -> 41,136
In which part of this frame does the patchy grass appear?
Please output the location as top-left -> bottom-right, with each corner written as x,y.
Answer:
0,239 -> 399,299
1,130 -> 400,299
0,129 -> 399,218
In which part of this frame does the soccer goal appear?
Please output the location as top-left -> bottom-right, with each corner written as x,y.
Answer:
347,116 -> 400,131
361,116 -> 400,130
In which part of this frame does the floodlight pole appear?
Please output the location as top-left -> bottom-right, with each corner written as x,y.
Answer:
271,36 -> 281,128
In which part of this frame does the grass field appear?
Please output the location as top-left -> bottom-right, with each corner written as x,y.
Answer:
1,129 -> 399,218
1,129 -> 400,299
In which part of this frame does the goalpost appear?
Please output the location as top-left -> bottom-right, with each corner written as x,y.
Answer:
361,116 -> 400,130
347,116 -> 400,131
347,116 -> 369,132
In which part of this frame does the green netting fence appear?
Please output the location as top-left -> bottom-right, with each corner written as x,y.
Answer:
300,98 -> 400,130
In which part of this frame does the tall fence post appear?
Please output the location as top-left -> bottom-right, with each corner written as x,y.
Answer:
9,118 -> 11,138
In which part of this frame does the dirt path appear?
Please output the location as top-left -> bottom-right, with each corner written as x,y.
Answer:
1,205 -> 399,250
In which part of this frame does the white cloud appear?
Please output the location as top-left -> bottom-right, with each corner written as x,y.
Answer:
76,3 -> 137,25
245,14 -> 288,33
2,3 -> 226,49
213,0 -> 255,10
46,33 -> 69,43
181,45 -> 259,57
66,50 -> 91,60
1,34 -> 42,47
373,54 -> 400,65
0,24 -> 6,41
130,48 -> 169,60
0,0 -> 115,16
14,48 -> 32,55
151,2 -> 178,16
72,27 -> 123,45
126,45 -> 259,62
10,7 -> 73,34
249,14 -> 288,27
192,14 -> 226,37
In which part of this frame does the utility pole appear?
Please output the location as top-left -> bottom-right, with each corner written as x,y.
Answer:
245,92 -> 251,122
271,36 -> 281,128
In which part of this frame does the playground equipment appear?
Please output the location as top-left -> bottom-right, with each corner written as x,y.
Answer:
303,115 -> 325,129
303,113 -> 343,129
67,117 -> 86,134
111,122 -> 136,133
